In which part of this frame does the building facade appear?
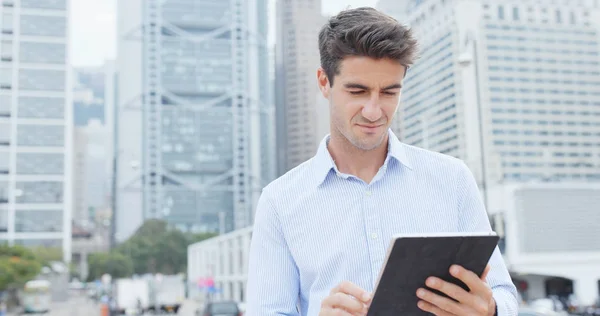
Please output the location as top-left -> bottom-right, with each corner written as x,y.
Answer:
0,0 -> 72,262
115,0 -> 273,242
375,0 -> 600,303
275,0 -> 328,175
187,226 -> 252,303
377,0 -> 600,193
72,126 -> 87,225
488,183 -> 600,305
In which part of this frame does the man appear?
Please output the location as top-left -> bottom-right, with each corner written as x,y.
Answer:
246,7 -> 518,316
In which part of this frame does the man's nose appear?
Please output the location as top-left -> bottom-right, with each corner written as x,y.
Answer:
362,95 -> 383,122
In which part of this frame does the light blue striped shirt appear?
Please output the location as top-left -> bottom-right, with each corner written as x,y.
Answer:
246,130 -> 518,316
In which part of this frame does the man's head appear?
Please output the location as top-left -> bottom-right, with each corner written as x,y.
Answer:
317,7 -> 418,151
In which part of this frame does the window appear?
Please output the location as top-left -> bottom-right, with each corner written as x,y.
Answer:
0,122 -> 9,145
19,69 -> 65,91
0,40 -> 12,61
18,96 -> 64,118
0,95 -> 9,115
498,5 -> 505,19
513,7 -> 519,20
16,153 -> 64,175
15,181 -> 63,203
1,13 -> 13,33
0,209 -> 7,232
20,0 -> 66,10
19,42 -> 65,64
570,11 -> 576,24
17,125 -> 64,147
556,10 -> 562,23
15,210 -> 63,232
20,15 -> 66,37
0,68 -> 11,89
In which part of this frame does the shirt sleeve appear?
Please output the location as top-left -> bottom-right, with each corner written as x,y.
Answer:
245,189 -> 301,316
456,162 -> 519,316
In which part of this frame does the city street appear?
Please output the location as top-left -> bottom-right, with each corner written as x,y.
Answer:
8,294 -> 202,316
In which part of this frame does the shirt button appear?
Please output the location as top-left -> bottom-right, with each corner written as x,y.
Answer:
371,233 -> 378,239
366,191 -> 372,196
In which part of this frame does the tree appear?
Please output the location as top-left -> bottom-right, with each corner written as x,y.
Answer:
115,220 -> 218,275
0,245 -> 42,291
30,247 -> 63,266
187,232 -> 218,245
87,252 -> 133,282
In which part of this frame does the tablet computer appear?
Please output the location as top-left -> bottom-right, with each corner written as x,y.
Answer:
367,232 -> 500,316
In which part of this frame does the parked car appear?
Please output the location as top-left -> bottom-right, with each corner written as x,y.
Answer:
199,301 -> 241,316
519,306 -> 565,316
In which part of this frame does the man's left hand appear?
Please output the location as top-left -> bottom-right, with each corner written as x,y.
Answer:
416,264 -> 496,316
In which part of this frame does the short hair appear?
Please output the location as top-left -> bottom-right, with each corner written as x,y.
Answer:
318,7 -> 418,86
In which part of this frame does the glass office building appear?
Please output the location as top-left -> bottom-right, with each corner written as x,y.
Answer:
0,0 -> 72,261
116,0 -> 273,241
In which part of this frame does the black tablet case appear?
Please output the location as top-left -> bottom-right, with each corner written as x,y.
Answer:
367,234 -> 500,316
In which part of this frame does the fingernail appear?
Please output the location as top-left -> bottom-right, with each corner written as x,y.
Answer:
417,289 -> 425,297
363,293 -> 372,301
451,265 -> 460,275
426,277 -> 436,287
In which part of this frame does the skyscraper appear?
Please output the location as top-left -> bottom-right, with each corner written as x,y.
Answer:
115,0 -> 273,241
378,0 -> 600,194
275,0 -> 328,175
0,0 -> 72,262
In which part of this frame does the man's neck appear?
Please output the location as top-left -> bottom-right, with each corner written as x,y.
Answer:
328,132 -> 389,184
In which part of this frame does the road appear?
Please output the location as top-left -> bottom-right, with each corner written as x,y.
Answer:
8,293 -> 202,316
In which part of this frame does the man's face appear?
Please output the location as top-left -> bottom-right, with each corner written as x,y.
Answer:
317,56 -> 406,151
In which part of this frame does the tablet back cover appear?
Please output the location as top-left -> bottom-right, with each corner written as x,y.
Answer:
367,234 -> 499,316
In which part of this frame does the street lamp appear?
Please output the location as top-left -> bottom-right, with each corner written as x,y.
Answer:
457,31 -> 490,215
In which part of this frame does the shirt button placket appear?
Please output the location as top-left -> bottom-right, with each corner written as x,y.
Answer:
364,187 -> 381,283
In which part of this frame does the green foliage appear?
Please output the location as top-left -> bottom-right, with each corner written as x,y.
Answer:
30,247 -> 63,266
115,219 -> 217,276
85,220 -> 218,280
0,245 -> 42,291
87,252 -> 133,282
187,232 -> 219,245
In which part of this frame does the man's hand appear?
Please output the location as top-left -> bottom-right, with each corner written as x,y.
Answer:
320,281 -> 372,316
416,264 -> 496,316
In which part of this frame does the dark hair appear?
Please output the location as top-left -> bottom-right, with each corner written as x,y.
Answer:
318,7 -> 418,86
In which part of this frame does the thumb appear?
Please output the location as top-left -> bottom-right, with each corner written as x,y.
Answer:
480,264 -> 491,282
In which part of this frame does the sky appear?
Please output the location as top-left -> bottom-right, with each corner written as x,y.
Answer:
70,0 -> 378,67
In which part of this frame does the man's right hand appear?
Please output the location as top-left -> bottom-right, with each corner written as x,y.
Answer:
320,281 -> 372,316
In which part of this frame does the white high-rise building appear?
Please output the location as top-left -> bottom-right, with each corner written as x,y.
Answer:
275,0 -> 328,175
115,0 -> 273,242
72,126 -> 88,224
0,0 -> 72,262
377,0 -> 600,303
378,0 -> 600,190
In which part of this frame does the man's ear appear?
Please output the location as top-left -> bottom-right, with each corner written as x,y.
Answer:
317,67 -> 330,99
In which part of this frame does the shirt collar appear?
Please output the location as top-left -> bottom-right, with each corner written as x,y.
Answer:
311,129 -> 413,187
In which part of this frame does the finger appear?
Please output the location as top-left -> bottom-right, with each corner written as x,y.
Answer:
417,288 -> 465,316
450,265 -> 489,294
336,281 -> 372,304
417,300 -> 454,316
321,306 -> 355,316
480,265 -> 491,281
322,292 -> 368,315
425,277 -> 471,303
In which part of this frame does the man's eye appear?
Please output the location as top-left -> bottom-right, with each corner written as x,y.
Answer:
382,91 -> 398,96
349,90 -> 364,95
